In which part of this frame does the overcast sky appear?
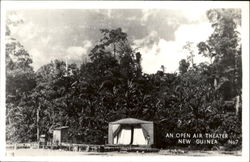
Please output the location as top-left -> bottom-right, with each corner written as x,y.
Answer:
7,9 -> 213,74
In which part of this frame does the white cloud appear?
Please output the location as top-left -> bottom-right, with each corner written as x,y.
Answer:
137,22 -> 213,74
133,31 -> 159,51
180,8 -> 207,22
30,48 -> 45,70
174,22 -> 213,64
12,22 -> 37,42
30,40 -> 92,71
175,22 -> 213,45
66,46 -> 84,57
141,9 -> 156,23
40,36 -> 51,45
8,12 -> 24,23
8,9 -> 214,72
65,40 -> 92,62
140,39 -> 182,74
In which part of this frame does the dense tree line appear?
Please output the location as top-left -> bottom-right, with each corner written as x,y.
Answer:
6,9 -> 242,150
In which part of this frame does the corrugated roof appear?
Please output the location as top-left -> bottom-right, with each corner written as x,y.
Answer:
110,118 -> 153,124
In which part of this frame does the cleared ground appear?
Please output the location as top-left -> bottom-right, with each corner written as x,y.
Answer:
6,149 -> 241,156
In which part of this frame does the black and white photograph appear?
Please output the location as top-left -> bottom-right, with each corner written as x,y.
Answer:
0,1 -> 249,162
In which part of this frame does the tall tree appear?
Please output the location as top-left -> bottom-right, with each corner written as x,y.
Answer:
178,59 -> 190,75
6,14 -> 36,142
197,9 -> 242,100
183,41 -> 195,67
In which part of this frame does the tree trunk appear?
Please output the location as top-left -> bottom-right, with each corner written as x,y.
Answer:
37,103 -> 40,143
235,95 -> 240,116
113,43 -> 116,59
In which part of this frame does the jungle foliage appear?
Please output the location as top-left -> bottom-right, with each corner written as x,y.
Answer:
6,9 -> 242,150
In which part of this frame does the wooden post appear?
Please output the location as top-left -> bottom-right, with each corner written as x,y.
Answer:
130,126 -> 134,145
